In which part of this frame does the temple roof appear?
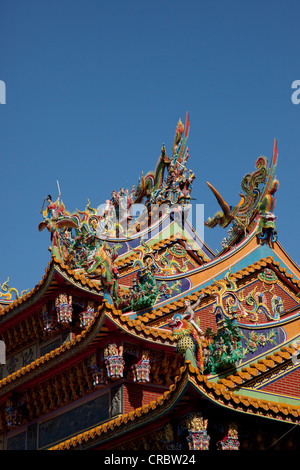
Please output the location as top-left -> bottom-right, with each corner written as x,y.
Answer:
0,116 -> 299,449
0,298 -> 175,396
0,257 -> 103,324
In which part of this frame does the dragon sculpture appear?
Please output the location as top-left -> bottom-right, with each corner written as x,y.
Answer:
133,111 -> 192,206
211,269 -> 281,323
0,278 -> 27,301
132,143 -> 171,205
39,195 -> 122,302
38,114 -> 194,306
205,139 -> 279,246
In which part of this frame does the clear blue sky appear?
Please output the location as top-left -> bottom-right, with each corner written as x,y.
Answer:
1,0 -> 300,294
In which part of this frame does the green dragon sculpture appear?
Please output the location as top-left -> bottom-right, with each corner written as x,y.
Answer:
132,143 -> 171,205
133,112 -> 191,206
205,139 -> 279,244
204,317 -> 243,375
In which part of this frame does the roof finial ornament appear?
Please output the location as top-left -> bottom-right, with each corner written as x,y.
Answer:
205,140 -> 279,247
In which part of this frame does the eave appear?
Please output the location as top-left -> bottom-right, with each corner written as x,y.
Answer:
136,254 -> 300,326
217,343 -> 300,393
0,257 -> 103,327
48,359 -> 300,450
0,300 -> 175,398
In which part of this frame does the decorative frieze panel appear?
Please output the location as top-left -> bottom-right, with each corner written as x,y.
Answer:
0,358 -> 95,432
150,352 -> 183,386
1,315 -> 43,356
111,385 -> 123,417
0,344 -> 37,380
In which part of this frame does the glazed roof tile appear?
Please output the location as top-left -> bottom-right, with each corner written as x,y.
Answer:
0,256 -> 103,320
136,255 -> 300,324
217,343 -> 300,390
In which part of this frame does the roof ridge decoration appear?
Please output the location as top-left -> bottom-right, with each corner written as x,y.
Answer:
132,112 -> 191,206
0,256 -> 107,320
211,268 -> 284,323
167,289 -> 244,376
144,260 -> 300,375
38,114 -> 195,310
217,341 -> 300,392
136,255 -> 296,325
118,237 -> 192,313
205,138 -> 279,249
0,277 -> 28,304
0,259 -> 55,318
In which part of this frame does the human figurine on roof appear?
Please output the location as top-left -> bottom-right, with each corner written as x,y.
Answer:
181,293 -> 204,337
46,195 -> 58,219
41,193 -> 63,221
178,169 -> 195,201
182,293 -> 203,322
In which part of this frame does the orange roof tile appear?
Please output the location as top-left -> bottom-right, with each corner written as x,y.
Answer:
136,255 -> 300,325
0,256 -> 103,321
48,359 -> 300,450
217,342 -> 300,390
0,300 -> 175,395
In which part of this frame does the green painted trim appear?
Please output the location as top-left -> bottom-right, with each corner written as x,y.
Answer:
235,387 -> 300,406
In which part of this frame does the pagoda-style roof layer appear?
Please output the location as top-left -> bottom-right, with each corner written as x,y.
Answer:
0,257 -> 103,323
48,359 -> 300,450
0,299 -> 174,396
1,118 -> 299,450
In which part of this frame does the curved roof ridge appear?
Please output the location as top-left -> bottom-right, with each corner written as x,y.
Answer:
0,256 -> 103,320
217,341 -> 300,391
0,258 -> 55,317
0,299 -> 97,392
136,255 -> 300,324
